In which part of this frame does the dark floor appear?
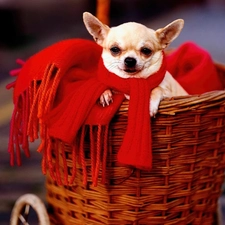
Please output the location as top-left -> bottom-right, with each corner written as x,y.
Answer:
0,0 -> 225,224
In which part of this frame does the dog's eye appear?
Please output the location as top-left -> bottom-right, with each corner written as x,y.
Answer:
141,47 -> 152,56
110,46 -> 121,55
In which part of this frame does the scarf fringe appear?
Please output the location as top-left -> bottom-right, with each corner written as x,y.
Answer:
40,125 -> 109,186
8,60 -> 109,185
8,63 -> 61,165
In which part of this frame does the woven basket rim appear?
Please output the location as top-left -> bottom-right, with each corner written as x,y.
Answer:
120,90 -> 225,116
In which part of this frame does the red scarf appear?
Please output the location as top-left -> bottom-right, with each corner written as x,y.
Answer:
7,39 -> 223,186
44,52 -> 166,170
166,42 -> 224,94
98,57 -> 166,169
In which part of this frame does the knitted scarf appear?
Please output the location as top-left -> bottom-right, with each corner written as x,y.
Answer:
7,39 -> 223,186
45,52 -> 166,169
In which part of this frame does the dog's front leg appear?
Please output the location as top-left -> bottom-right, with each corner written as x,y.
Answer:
150,71 -> 188,117
150,71 -> 174,117
99,89 -> 113,107
150,86 -> 164,117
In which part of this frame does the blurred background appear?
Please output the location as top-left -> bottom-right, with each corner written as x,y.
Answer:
0,0 -> 225,224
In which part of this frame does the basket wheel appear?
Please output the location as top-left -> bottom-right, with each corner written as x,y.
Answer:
10,194 -> 50,225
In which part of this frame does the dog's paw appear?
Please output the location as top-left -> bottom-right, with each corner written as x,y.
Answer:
150,98 -> 161,117
99,89 -> 113,107
124,94 -> 130,100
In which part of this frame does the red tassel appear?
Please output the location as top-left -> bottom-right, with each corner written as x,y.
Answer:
6,81 -> 16,90
38,64 -> 53,118
31,82 -> 39,141
54,140 -> 63,185
8,88 -> 31,166
93,125 -> 102,187
40,131 -> 49,177
27,81 -> 40,141
15,59 -> 25,66
37,122 -> 46,153
22,89 -> 30,157
69,141 -> 77,185
45,66 -> 60,111
8,99 -> 18,166
90,125 -> 96,181
79,126 -> 87,186
6,58 -> 24,90
10,68 -> 22,76
15,132 -> 21,166
61,143 -> 68,185
101,125 -> 108,184
37,64 -> 60,119
41,147 -> 47,175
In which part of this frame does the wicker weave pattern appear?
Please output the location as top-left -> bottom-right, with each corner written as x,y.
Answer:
46,65 -> 225,225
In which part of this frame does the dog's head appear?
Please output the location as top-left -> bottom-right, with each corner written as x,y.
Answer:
83,12 -> 184,79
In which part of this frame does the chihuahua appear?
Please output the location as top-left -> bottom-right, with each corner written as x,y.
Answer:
83,12 -> 188,116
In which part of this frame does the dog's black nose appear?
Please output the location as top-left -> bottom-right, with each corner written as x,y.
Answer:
124,57 -> 136,68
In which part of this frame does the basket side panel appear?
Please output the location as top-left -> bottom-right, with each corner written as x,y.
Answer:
46,86 -> 225,225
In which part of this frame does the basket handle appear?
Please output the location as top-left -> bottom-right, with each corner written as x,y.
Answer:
96,0 -> 111,25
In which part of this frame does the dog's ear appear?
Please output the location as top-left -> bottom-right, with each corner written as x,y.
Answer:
156,19 -> 184,49
83,12 -> 110,46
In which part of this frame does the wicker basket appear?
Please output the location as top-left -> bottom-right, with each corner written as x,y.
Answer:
46,63 -> 225,225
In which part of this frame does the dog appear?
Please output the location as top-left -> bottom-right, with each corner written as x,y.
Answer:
83,12 -> 188,116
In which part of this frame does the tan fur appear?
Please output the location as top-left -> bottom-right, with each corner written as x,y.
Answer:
83,12 -> 188,115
